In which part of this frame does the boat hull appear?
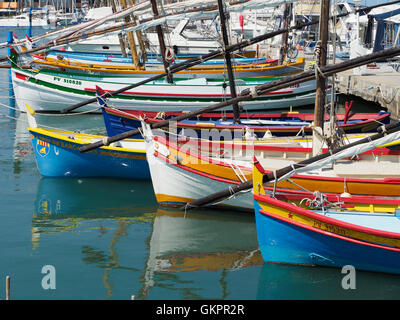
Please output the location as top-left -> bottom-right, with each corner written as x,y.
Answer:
146,140 -> 253,210
143,133 -> 400,211
254,199 -> 400,274
33,55 -> 305,79
12,67 -> 317,113
30,128 -> 150,179
102,107 -> 391,138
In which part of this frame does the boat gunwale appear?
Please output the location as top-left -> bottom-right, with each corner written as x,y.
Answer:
29,127 -> 146,154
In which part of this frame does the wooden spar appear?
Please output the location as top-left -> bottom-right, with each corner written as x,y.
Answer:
0,0 -> 400,62
134,15 -> 147,62
182,120 -> 400,210
111,0 -> 128,57
314,0 -> 329,128
329,0 -> 338,148
312,0 -> 330,156
217,0 -> 240,123
279,3 -> 291,64
150,0 -> 173,83
121,0 -> 140,69
78,45 -> 400,153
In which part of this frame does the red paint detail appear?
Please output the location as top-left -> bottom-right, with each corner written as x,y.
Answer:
15,72 -> 28,81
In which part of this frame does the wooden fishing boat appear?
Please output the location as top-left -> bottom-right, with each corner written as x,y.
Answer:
11,65 -> 317,113
143,126 -> 400,211
29,127 -> 149,179
252,160 -> 400,274
30,55 -> 302,79
40,50 -> 275,67
101,104 -> 391,138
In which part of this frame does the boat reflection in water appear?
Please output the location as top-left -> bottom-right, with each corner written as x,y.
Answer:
32,178 -> 262,299
257,262 -> 400,300
33,177 -> 157,218
140,208 -> 263,299
32,177 -> 158,299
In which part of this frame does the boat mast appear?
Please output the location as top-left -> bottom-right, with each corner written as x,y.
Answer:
312,0 -> 329,156
217,0 -> 240,123
279,3 -> 292,64
110,0 -> 127,57
120,0 -> 140,69
328,0 -> 339,150
150,0 -> 173,83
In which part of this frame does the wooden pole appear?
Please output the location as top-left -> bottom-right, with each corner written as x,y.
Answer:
111,0 -> 127,57
314,0 -> 329,128
6,276 -> 10,300
313,0 -> 330,156
134,15 -> 147,62
329,0 -> 338,149
150,0 -> 173,83
121,0 -> 140,69
279,3 -> 291,64
217,0 -> 240,123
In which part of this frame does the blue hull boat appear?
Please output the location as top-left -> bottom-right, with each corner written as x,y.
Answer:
253,161 -> 400,275
29,127 -> 150,179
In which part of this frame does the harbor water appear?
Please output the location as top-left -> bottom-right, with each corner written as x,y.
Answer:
1,28 -> 400,300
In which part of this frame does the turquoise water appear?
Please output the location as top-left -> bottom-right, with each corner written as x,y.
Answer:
1,28 -> 400,300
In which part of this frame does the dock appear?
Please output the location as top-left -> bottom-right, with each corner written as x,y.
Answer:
336,67 -> 400,118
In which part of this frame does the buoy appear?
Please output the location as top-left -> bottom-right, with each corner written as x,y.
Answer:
340,192 -> 352,198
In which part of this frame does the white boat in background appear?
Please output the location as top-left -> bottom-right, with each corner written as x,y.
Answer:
349,3 -> 400,70
0,12 -> 49,27
81,6 -> 113,22
0,6 -> 57,27
66,17 -> 231,55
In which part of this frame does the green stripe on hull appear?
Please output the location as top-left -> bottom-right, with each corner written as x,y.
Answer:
28,76 -> 315,103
